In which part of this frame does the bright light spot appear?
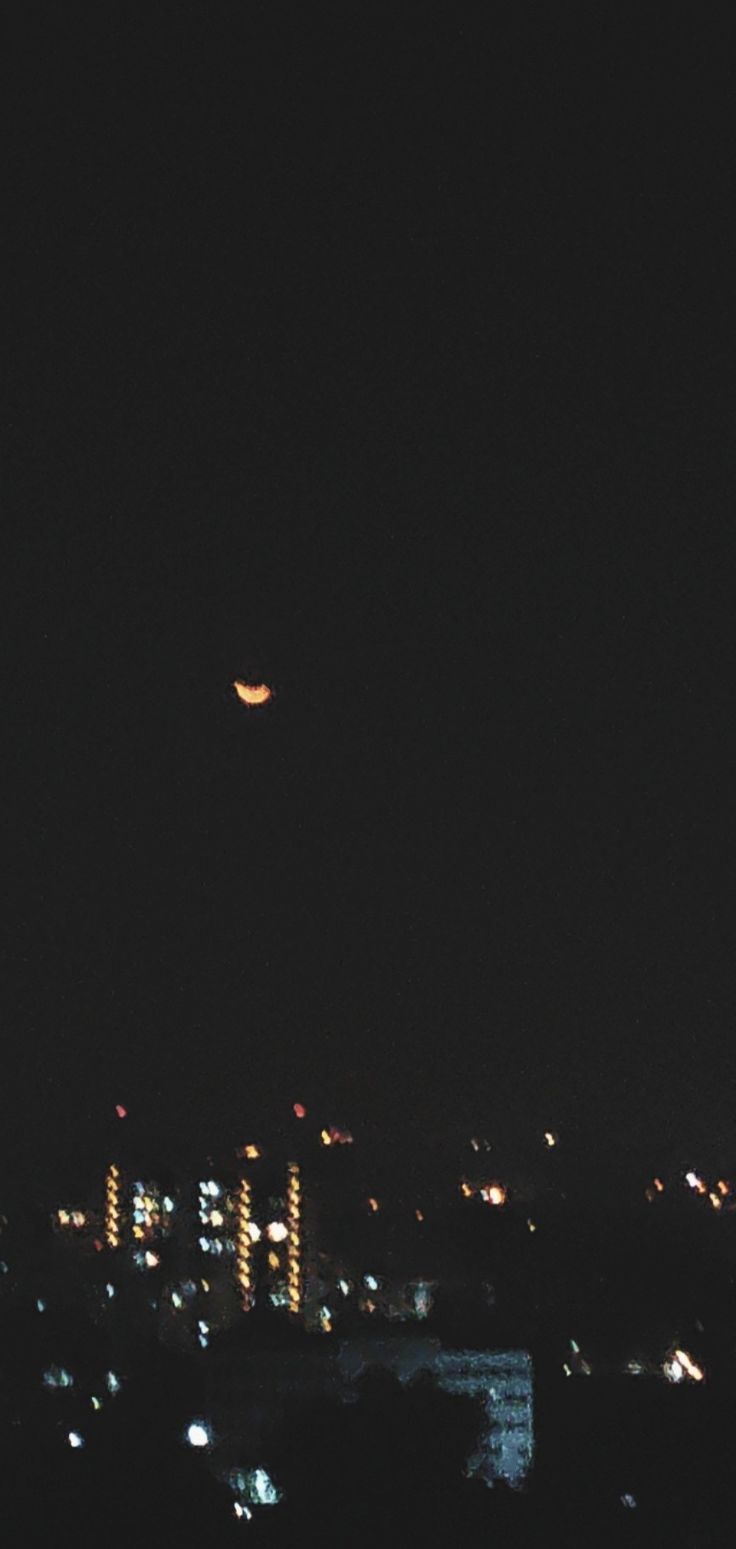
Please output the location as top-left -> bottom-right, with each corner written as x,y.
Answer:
364,1274 -> 379,1291
209,1209 -> 224,1228
563,1363 -> 572,1377
105,1283 -> 115,1299
460,1181 -> 473,1198
320,1128 -> 332,1147
685,1171 -> 706,1194
319,1306 -> 333,1333
664,1358 -> 684,1383
673,1348 -> 704,1382
570,1339 -> 580,1353
58,1210 -> 70,1225
484,1184 -> 507,1207
145,1250 -> 160,1269
200,1181 -> 221,1199
543,1131 -> 558,1147
247,1221 -> 261,1243
415,1208 -> 424,1222
106,1371 -> 121,1395
709,1192 -> 723,1210
36,1298 -> 46,1313
266,1221 -> 288,1243
621,1494 -> 637,1509
367,1197 -> 379,1213
201,1278 -> 210,1292
68,1431 -> 85,1449
233,680 -> 272,707
251,1468 -> 280,1505
115,1104 -> 127,1119
43,1366 -> 73,1389
293,1102 -> 307,1119
338,1278 -> 350,1296
267,1250 -> 280,1269
527,1219 -> 537,1233
91,1396 -> 102,1411
243,1145 -> 261,1161
470,1138 -> 480,1152
163,1195 -> 175,1213
199,1237 -> 210,1253
171,1291 -> 183,1309
186,1421 -> 212,1448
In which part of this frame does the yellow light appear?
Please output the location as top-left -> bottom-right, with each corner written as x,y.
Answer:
367,1197 -> 380,1213
460,1182 -> 473,1198
527,1219 -> 537,1233
286,1163 -> 302,1315
132,1225 -> 145,1241
104,1165 -> 121,1250
320,1129 -> 332,1147
233,680 -> 273,707
209,1209 -> 224,1228
201,1279 -> 210,1292
709,1192 -> 722,1210
268,1250 -> 280,1270
58,1210 -> 70,1225
717,1180 -> 730,1197
486,1184 -> 506,1207
544,1131 -> 558,1147
243,1144 -> 261,1161
653,1178 -> 664,1193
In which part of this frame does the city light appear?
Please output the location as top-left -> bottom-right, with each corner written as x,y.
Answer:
236,1177 -> 254,1310
233,680 -> 273,707
673,1348 -> 705,1383
544,1132 -> 558,1148
266,1221 -> 288,1243
67,1431 -> 85,1449
186,1421 -> 212,1448
286,1162 -> 302,1315
366,1197 -> 380,1213
105,1164 -> 121,1249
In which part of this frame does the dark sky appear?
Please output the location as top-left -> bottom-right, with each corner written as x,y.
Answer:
4,7 -> 735,1197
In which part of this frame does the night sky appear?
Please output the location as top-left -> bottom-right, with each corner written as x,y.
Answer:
4,8 -> 735,1198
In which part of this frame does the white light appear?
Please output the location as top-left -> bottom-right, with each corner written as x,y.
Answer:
198,1320 -> 209,1334
199,1237 -> 210,1253
338,1278 -> 350,1296
266,1221 -> 288,1243
91,1396 -> 102,1411
68,1431 -> 84,1449
105,1283 -> 115,1299
163,1196 -> 175,1213
36,1298 -> 46,1313
364,1274 -> 379,1291
144,1250 -> 159,1268
171,1291 -> 183,1309
247,1221 -> 261,1243
252,1468 -> 279,1505
664,1358 -> 684,1383
621,1493 -> 637,1509
186,1421 -> 211,1448
106,1371 -> 121,1394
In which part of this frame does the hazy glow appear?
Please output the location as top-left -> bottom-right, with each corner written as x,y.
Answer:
233,680 -> 272,707
68,1431 -> 85,1449
674,1348 -> 704,1382
186,1421 -> 211,1448
293,1102 -> 307,1119
266,1221 -> 288,1243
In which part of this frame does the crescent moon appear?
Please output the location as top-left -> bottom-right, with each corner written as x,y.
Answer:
233,680 -> 273,707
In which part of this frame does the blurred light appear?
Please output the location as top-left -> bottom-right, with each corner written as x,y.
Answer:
527,1219 -> 537,1233
243,1145 -> 261,1161
267,1250 -> 280,1270
563,1363 -> 572,1377
209,1209 -> 224,1228
674,1348 -> 704,1382
621,1494 -> 637,1509
105,1283 -> 115,1299
199,1237 -> 210,1253
653,1177 -> 664,1193
319,1306 -> 333,1333
90,1396 -> 102,1411
485,1184 -> 507,1207
543,1131 -> 558,1147
68,1431 -> 85,1449
266,1221 -> 288,1243
364,1274 -> 379,1291
685,1171 -> 706,1194
186,1421 -> 211,1448
293,1102 -> 307,1119
201,1279 -> 210,1292
717,1180 -> 730,1197
106,1371 -> 121,1395
115,1104 -> 127,1119
247,1221 -> 261,1243
36,1298 -> 46,1313
286,1163 -> 302,1315
338,1278 -> 350,1296
415,1208 -> 424,1222
57,1210 -> 70,1225
163,1195 -> 175,1213
251,1468 -> 281,1505
233,680 -> 272,707
367,1197 -> 380,1213
460,1182 -> 473,1198
171,1291 -> 183,1309
43,1366 -> 73,1389
709,1192 -> 722,1210
144,1250 -> 160,1268
320,1129 -> 332,1147
470,1138 -> 480,1152
664,1358 -> 684,1383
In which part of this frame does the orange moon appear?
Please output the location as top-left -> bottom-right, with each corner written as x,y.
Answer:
233,680 -> 273,707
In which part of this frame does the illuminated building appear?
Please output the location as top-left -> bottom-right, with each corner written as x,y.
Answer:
286,1162 -> 302,1315
235,1178 -> 254,1310
105,1164 -> 121,1249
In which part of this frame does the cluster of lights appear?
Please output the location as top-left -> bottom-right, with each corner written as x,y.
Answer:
459,1179 -> 507,1206
132,1183 -> 163,1242
57,1209 -> 87,1229
684,1171 -> 731,1211
105,1164 -> 121,1249
286,1163 -> 302,1315
320,1126 -> 353,1147
236,1177 -> 254,1309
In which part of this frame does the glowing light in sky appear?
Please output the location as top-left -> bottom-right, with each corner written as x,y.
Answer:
233,680 -> 272,707
186,1421 -> 211,1448
115,1104 -> 127,1119
293,1102 -> 307,1119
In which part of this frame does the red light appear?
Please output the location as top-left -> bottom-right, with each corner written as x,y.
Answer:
293,1102 -> 307,1119
115,1104 -> 127,1119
